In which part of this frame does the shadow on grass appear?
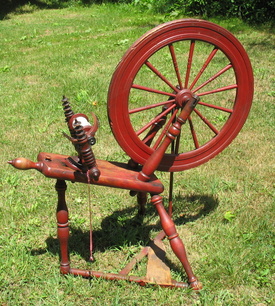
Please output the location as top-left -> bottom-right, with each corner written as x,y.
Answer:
31,194 -> 218,267
172,194 -> 219,225
2,0 -> 48,20
1,0 -> 104,20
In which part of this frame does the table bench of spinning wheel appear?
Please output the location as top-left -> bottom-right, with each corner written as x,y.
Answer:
9,19 -> 253,290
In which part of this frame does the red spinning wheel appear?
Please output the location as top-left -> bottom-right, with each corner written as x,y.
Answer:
108,19 -> 253,172
8,19 -> 254,290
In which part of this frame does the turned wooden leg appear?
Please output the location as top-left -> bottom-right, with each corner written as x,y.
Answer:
151,194 -> 202,290
55,179 -> 70,274
137,192 -> 147,215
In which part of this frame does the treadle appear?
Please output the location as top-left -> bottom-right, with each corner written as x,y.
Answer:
146,239 -> 172,285
68,235 -> 188,289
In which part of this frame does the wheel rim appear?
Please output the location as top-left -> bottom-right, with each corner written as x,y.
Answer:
108,19 -> 253,172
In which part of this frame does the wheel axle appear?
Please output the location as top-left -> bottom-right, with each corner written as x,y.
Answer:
175,88 -> 200,108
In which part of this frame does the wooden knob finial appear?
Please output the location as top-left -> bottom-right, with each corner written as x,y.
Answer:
8,157 -> 41,171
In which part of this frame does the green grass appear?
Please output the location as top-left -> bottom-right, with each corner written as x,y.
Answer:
0,3 -> 274,305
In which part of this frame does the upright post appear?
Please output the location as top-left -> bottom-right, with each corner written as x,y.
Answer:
55,179 -> 70,274
151,195 -> 201,290
138,93 -> 199,181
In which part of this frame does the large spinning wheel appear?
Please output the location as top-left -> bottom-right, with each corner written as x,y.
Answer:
9,19 -> 254,290
108,19 -> 253,171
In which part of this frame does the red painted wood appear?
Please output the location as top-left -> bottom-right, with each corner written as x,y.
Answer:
55,180 -> 70,274
138,94 -> 199,181
8,157 -> 42,171
137,192 -> 147,215
69,267 -> 189,288
8,19 -> 254,291
108,19 -> 253,171
151,195 -> 201,289
9,153 -> 164,194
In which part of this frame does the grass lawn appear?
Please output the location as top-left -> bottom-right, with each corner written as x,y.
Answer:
0,3 -> 274,305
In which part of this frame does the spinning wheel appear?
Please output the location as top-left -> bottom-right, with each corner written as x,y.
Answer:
8,19 -> 253,291
108,19 -> 253,171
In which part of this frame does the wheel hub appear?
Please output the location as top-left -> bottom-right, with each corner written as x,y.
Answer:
175,88 -> 198,108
